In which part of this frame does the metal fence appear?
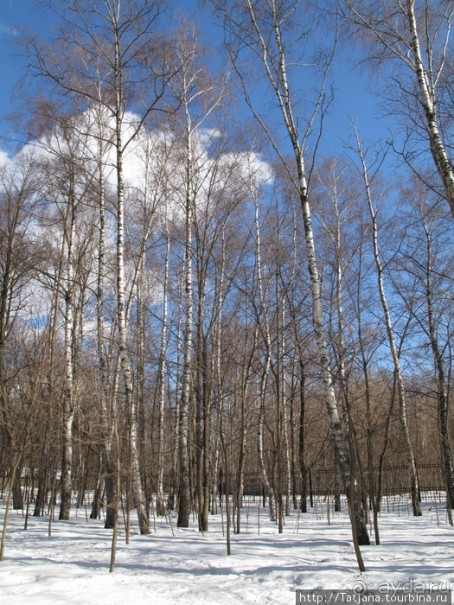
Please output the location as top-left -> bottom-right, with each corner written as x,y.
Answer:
240,464 -> 446,498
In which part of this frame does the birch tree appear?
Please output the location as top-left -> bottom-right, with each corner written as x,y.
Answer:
166,24 -> 225,528
352,129 -> 422,516
391,187 -> 454,510
29,0 -> 174,534
57,137 -> 79,522
345,0 -> 454,216
349,218 -> 385,541
0,153 -> 40,512
26,112 -> 95,520
417,206 -> 454,509
155,143 -> 172,518
86,103 -> 117,528
253,185 -> 277,523
209,0 -> 370,555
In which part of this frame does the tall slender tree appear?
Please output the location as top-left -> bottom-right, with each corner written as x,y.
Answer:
209,0 -> 370,555
352,128 -> 422,516
29,0 -> 174,533
345,0 -> 454,215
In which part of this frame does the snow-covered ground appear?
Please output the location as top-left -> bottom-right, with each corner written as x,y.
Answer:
1,494 -> 452,604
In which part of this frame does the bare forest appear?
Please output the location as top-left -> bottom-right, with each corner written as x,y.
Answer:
0,0 -> 452,574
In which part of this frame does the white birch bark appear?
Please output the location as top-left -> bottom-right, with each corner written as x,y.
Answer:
250,0 -> 354,513
168,280 -> 183,511
280,301 -> 292,518
354,239 -> 381,543
406,0 -> 454,213
253,191 -> 277,522
235,293 -> 258,531
245,0 -> 352,475
156,202 -> 170,517
209,0 -> 370,550
113,21 -> 149,535
215,229 -> 231,554
93,107 -> 116,529
29,0 -> 168,538
354,128 -> 422,517
172,31 -> 224,526
346,0 -> 453,215
177,103 -> 194,528
59,173 -> 76,521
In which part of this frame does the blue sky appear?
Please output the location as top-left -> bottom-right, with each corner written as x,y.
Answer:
0,0 -> 390,158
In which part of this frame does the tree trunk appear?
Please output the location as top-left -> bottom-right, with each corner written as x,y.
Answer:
254,195 -> 277,522
114,35 -> 148,533
95,137 -> 116,529
422,217 -> 454,508
59,175 -> 76,521
156,208 -> 170,517
239,0 -> 369,545
406,0 -> 454,215
177,124 -> 194,529
354,128 -> 421,517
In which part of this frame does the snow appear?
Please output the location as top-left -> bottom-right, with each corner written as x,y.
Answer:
0,495 -> 452,604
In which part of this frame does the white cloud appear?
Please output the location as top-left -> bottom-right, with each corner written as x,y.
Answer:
5,110 -> 274,247
0,150 -> 11,167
